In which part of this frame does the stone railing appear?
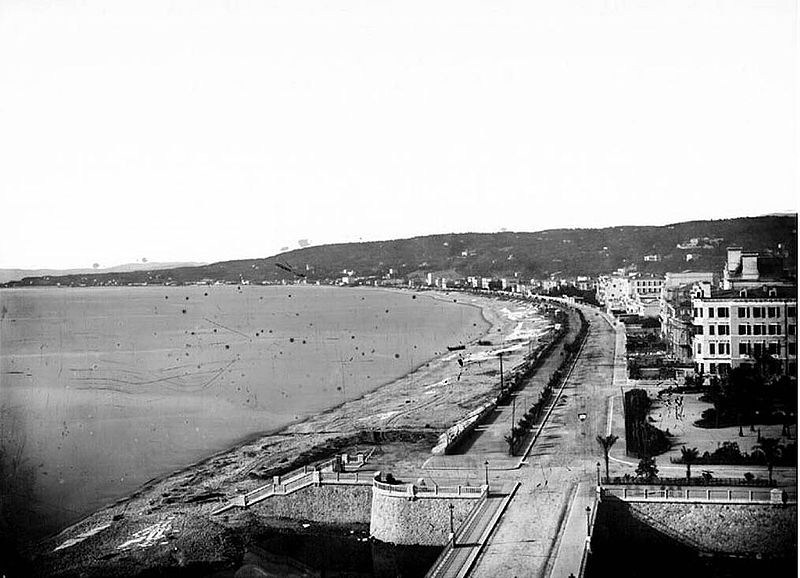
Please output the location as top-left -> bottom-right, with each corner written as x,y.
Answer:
601,486 -> 794,505
373,478 -> 488,500
211,451 -> 377,514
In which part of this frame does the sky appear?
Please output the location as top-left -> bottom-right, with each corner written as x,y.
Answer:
0,0 -> 797,269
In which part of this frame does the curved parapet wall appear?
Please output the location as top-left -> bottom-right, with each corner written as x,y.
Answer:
370,479 -> 486,545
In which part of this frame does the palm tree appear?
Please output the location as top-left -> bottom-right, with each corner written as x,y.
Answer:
596,434 -> 619,482
753,437 -> 781,484
680,446 -> 699,481
635,456 -> 659,481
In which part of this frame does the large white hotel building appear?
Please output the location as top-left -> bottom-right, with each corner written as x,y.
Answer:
691,284 -> 797,377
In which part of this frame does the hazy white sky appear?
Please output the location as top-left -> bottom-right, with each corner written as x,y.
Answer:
0,0 -> 797,269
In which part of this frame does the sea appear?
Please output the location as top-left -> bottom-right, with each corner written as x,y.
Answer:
0,285 -> 489,541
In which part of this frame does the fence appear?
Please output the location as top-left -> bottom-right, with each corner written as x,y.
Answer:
601,486 -> 793,504
373,479 -> 487,500
212,451 -> 376,514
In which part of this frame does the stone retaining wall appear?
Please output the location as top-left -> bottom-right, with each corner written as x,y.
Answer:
610,501 -> 796,557
370,488 -> 479,546
249,484 -> 372,526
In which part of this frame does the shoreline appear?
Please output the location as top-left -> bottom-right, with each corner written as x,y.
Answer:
23,289 -> 555,576
2,284 -> 488,541
26,288 -> 501,544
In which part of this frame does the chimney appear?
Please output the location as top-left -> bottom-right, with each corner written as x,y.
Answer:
726,247 -> 743,273
740,253 -> 760,280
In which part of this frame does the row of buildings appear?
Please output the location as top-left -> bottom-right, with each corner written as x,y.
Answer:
596,247 -> 797,379
335,245 -> 796,380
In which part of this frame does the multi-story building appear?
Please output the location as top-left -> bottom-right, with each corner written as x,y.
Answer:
691,284 -> 797,377
662,271 -> 716,293
659,272 -> 716,361
595,275 -> 629,313
661,284 -> 697,363
628,273 -> 664,299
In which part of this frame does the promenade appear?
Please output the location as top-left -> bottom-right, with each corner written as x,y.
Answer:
421,303 -> 620,577
468,306 -> 619,578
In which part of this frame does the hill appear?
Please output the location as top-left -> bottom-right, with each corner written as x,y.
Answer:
3,216 -> 796,287
0,262 -> 206,284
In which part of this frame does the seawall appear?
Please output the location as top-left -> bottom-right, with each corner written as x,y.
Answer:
248,484 -> 372,526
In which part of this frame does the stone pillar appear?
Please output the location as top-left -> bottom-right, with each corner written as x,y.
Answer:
770,488 -> 785,505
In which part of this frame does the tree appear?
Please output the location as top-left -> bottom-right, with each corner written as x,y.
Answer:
753,437 -> 781,484
596,434 -> 619,482
635,456 -> 658,481
680,446 -> 699,481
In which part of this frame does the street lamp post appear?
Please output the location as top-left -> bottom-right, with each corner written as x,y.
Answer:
499,352 -> 504,394
449,502 -> 455,545
596,462 -> 601,486
585,506 -> 591,536
484,460 -> 489,488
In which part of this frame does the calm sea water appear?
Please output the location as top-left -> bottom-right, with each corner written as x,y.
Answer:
0,285 -> 488,539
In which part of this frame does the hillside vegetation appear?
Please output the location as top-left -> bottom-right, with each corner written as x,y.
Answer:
5,216 -> 796,287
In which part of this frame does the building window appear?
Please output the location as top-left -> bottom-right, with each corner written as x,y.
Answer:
753,325 -> 763,336
738,325 -> 748,335
769,342 -> 780,355
695,326 -> 704,335
697,343 -> 702,354
753,307 -> 762,318
717,307 -> 729,317
718,325 -> 730,336
789,324 -> 796,336
789,343 -> 797,355
709,343 -> 716,355
710,363 -> 717,374
709,325 -> 715,335
788,306 -> 796,318
753,343 -> 763,356
708,307 -> 715,318
739,342 -> 749,356
767,307 -> 777,318
738,307 -> 748,318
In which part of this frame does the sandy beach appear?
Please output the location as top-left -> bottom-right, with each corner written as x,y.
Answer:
14,289 -> 553,576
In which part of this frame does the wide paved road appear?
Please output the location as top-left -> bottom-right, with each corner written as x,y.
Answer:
420,303 -> 618,578
467,305 -> 619,578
